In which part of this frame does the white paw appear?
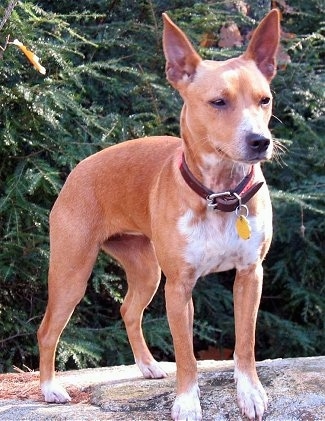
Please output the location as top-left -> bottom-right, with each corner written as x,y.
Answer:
136,358 -> 167,379
41,379 -> 71,403
171,384 -> 202,421
235,371 -> 268,420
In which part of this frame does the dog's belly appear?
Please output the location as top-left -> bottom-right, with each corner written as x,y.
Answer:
178,209 -> 263,278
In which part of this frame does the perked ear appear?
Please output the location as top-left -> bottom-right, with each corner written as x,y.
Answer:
162,13 -> 201,88
243,9 -> 281,81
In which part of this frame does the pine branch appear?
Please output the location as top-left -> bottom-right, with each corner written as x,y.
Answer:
0,0 -> 18,32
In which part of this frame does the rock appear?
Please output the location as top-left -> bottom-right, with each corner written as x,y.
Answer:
0,357 -> 324,420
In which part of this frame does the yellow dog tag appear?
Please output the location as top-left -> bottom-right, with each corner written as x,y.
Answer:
236,215 -> 251,240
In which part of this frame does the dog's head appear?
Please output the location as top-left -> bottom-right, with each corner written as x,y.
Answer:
162,10 -> 280,164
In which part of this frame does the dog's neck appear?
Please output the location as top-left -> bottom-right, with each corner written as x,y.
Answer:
180,114 -> 253,193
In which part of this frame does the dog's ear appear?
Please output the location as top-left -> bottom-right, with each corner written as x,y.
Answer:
162,13 -> 201,89
243,9 -> 280,81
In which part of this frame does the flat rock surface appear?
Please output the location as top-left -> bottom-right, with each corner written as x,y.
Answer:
0,356 -> 324,420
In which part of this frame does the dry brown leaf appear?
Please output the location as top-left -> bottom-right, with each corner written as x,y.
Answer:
198,346 -> 233,361
277,44 -> 291,70
218,22 -> 243,48
200,32 -> 218,48
272,0 -> 296,15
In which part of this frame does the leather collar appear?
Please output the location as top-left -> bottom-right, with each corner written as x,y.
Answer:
179,154 -> 264,212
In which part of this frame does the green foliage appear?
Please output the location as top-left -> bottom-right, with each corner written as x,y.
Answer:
260,0 -> 325,358
0,0 -> 324,374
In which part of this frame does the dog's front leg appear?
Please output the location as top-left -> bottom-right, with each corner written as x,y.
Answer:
165,277 -> 202,421
233,263 -> 268,421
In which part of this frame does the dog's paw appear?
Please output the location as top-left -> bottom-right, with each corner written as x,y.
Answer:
235,372 -> 268,420
171,384 -> 202,421
136,358 -> 167,379
41,379 -> 71,403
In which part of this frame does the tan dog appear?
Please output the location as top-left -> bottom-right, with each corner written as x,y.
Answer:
38,9 -> 280,421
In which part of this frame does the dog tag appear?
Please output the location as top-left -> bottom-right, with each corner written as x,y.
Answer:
236,215 -> 251,240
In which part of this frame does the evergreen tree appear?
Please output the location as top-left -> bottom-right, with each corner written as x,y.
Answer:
0,0 -> 323,372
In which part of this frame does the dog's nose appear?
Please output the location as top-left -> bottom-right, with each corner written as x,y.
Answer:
246,134 -> 270,153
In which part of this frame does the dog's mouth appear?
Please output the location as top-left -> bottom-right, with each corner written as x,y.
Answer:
246,156 -> 270,164
215,146 -> 272,165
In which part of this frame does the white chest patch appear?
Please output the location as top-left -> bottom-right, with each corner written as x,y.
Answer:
178,208 -> 264,278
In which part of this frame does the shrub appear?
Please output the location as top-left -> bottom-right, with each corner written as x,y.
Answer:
0,0 -> 323,372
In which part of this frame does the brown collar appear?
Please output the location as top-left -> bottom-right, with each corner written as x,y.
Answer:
179,154 -> 264,212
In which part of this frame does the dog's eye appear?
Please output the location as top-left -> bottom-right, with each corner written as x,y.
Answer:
210,99 -> 226,109
260,97 -> 271,106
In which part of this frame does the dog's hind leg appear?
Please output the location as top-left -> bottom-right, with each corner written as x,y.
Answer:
38,211 -> 100,403
103,234 -> 167,379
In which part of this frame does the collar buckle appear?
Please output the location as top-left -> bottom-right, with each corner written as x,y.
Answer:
207,191 -> 231,204
180,154 -> 264,213
207,191 -> 231,208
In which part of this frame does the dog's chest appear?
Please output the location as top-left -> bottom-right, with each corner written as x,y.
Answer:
178,209 -> 263,277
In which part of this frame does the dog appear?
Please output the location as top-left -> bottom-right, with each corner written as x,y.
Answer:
38,9 -> 280,420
